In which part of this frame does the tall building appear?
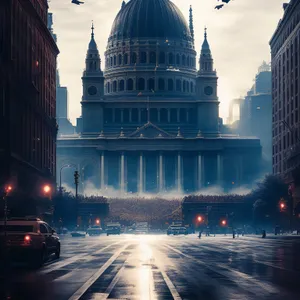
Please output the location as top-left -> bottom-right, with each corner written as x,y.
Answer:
0,0 -> 59,196
270,0 -> 300,203
236,62 -> 272,170
48,12 -> 75,136
57,0 -> 261,194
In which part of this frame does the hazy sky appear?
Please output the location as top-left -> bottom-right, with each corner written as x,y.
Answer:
50,0 -> 285,124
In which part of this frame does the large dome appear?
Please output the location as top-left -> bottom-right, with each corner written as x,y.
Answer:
109,0 -> 192,41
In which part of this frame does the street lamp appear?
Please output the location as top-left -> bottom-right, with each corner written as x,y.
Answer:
43,185 -> 51,194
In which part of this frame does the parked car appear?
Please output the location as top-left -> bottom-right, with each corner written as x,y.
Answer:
0,217 -> 60,267
86,225 -> 103,236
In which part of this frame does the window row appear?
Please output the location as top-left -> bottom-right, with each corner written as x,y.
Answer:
105,78 -> 194,93
103,108 -> 197,124
105,52 -> 196,68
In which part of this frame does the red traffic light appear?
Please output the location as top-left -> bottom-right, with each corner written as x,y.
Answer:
5,185 -> 13,193
95,219 -> 100,225
221,220 -> 227,226
280,203 -> 285,209
197,216 -> 203,222
43,185 -> 51,193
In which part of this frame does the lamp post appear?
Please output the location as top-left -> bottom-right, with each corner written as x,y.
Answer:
59,164 -> 76,193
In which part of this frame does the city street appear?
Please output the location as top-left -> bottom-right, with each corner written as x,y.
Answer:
1,234 -> 300,300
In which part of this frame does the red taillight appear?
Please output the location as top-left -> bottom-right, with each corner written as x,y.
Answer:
24,235 -> 31,242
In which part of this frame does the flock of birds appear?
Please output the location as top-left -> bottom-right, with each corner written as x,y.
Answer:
71,0 -> 232,9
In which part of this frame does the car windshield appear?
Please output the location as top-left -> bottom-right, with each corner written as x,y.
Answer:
0,225 -> 34,232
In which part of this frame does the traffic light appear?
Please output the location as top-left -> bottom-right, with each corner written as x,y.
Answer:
197,216 -> 203,222
221,219 -> 227,226
74,171 -> 79,185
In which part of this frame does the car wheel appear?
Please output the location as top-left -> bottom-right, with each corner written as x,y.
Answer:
55,244 -> 60,259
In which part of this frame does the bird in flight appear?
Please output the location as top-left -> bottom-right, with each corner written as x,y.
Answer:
215,4 -> 224,10
72,0 -> 84,5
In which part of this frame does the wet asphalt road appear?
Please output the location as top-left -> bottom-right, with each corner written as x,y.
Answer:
1,234 -> 300,300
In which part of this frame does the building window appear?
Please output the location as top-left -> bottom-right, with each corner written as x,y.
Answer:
118,54 -> 122,65
132,108 -> 138,122
141,109 -> 147,122
183,80 -> 186,92
160,108 -> 168,122
182,55 -> 186,66
180,108 -> 186,122
119,80 -> 125,91
124,53 -> 128,64
115,109 -> 121,123
176,79 -> 181,92
110,57 -> 113,67
131,52 -> 137,64
113,55 -> 116,66
176,54 -> 180,65
140,52 -> 147,63
127,78 -> 133,90
150,52 -> 156,64
123,109 -> 129,123
170,108 -> 177,123
168,79 -> 173,91
113,81 -> 117,92
107,82 -> 110,93
190,82 -> 194,93
168,53 -> 174,65
159,52 -> 165,64
187,56 -> 190,66
137,78 -> 145,90
104,108 -> 113,123
158,78 -> 165,90
148,78 -> 155,91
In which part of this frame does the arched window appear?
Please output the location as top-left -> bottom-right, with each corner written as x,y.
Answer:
148,78 -> 155,91
119,80 -> 125,91
132,108 -> 138,122
182,55 -> 186,66
110,57 -> 113,67
190,82 -> 194,93
131,52 -> 137,64
140,52 -> 147,63
113,55 -> 116,66
107,82 -> 110,93
183,80 -> 186,92
168,53 -> 174,65
158,78 -> 165,90
124,53 -> 128,64
176,54 -> 180,65
150,52 -> 156,64
176,79 -> 181,92
113,80 -> 117,92
160,108 -> 168,123
187,56 -> 190,66
118,54 -> 122,65
168,79 -> 173,91
137,78 -> 145,90
127,78 -> 133,90
159,52 -> 165,64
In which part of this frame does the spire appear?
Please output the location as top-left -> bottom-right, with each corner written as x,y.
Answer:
189,5 -> 194,44
199,27 -> 214,73
88,21 -> 98,51
121,1 -> 126,9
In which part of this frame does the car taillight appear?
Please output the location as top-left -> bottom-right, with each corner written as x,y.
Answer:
24,235 -> 31,242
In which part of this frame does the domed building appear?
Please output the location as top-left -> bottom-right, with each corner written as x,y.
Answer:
57,0 -> 261,194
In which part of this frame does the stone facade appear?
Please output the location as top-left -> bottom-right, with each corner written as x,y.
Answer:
57,0 -> 261,194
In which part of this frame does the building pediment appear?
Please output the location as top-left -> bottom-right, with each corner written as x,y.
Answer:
128,122 -> 172,138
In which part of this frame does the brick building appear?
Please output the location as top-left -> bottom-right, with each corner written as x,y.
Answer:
270,0 -> 300,204
0,0 -> 59,197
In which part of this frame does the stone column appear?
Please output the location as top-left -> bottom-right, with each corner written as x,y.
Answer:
217,153 -> 223,186
138,152 -> 144,193
167,109 -> 171,123
177,108 -> 180,123
197,153 -> 202,190
159,152 -> 164,192
100,152 -> 105,189
177,152 -> 182,192
158,109 -> 161,123
120,152 -> 125,193
138,109 -> 141,123
186,109 -> 189,123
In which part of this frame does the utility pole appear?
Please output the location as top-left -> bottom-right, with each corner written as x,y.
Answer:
74,171 -> 79,226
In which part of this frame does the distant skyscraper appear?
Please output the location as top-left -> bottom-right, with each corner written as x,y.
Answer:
270,0 -> 300,203
48,12 -> 75,136
0,0 -> 59,196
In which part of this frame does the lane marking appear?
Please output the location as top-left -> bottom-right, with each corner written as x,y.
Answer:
159,268 -> 182,300
164,244 -> 278,294
68,243 -> 130,300
41,241 -> 122,274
